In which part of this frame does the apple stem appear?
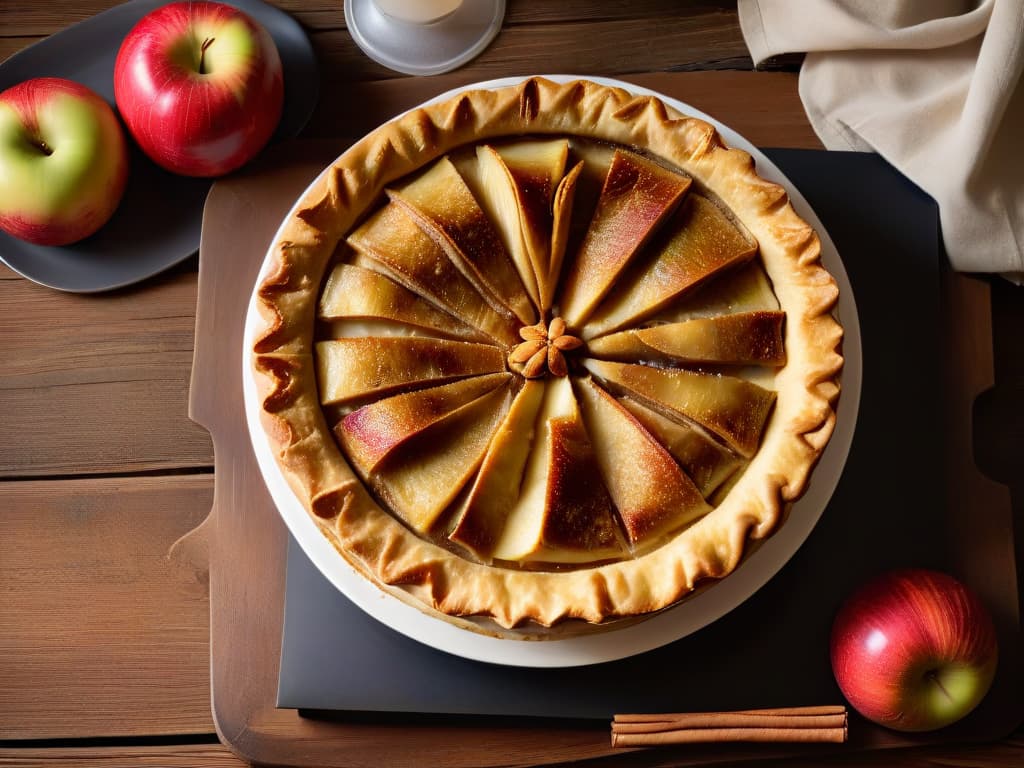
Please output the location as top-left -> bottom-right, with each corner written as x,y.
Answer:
199,37 -> 215,75
32,138 -> 53,156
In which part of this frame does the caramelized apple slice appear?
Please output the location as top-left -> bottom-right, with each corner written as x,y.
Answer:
474,140 -> 570,311
583,359 -> 776,457
335,373 -> 511,476
558,150 -> 691,327
388,157 -> 535,325
370,385 -> 510,534
492,376 -> 624,564
544,142 -> 614,304
547,160 -> 584,311
574,378 -> 711,546
619,396 -> 743,498
449,379 -> 546,560
654,259 -> 779,322
569,139 -> 616,175
565,139 -> 616,223
316,337 -> 505,405
347,203 -> 519,347
472,146 -> 540,307
587,311 -> 786,366
319,263 -> 484,341
585,194 -> 757,338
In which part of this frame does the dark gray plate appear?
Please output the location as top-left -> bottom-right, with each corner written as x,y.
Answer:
0,0 -> 318,292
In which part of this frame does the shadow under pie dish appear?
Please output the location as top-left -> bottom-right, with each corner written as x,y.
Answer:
250,76 -> 845,634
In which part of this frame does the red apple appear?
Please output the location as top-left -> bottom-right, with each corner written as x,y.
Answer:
114,0 -> 283,177
830,568 -> 998,732
0,77 -> 128,246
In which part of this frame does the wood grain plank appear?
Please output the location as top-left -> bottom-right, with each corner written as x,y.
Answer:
743,737 -> 1024,768
0,737 -> 1021,767
0,14 -> 755,82
0,266 -> 212,476
0,0 -> 123,35
1,8 -> 757,96
0,745 -> 246,767
292,0 -> 743,32
304,17 -> 752,84
0,0 -> 340,36
0,0 -> 736,36
0,475 -> 214,739
504,0 -> 736,26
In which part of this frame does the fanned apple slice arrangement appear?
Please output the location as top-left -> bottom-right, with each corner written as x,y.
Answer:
315,138 -> 787,569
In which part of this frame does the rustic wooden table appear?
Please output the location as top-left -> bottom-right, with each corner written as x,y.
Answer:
1,2 -> 1022,766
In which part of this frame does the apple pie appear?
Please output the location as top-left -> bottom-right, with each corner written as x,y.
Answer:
251,77 -> 843,630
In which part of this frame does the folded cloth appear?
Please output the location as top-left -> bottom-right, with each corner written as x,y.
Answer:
737,0 -> 1024,281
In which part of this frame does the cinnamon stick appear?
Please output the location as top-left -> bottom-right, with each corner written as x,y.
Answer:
613,713 -> 847,732
614,704 -> 846,723
611,705 -> 848,748
612,726 -> 848,747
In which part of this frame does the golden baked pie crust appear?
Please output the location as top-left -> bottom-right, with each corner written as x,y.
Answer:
251,77 -> 844,629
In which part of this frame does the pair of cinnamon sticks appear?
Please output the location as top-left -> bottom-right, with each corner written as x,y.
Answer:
611,705 -> 848,748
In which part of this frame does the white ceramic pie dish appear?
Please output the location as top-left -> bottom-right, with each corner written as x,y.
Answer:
242,75 -> 862,668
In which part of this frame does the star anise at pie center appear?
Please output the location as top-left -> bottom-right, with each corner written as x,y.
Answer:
508,316 -> 583,378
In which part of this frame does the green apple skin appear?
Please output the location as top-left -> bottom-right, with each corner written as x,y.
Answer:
0,77 -> 128,246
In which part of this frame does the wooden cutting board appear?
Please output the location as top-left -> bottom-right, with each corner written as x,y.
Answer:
188,75 -> 1020,767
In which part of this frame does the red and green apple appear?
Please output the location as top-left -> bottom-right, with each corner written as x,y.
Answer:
0,77 -> 128,246
830,568 -> 998,732
114,0 -> 283,177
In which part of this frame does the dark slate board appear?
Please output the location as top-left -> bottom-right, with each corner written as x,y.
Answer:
278,149 -> 945,721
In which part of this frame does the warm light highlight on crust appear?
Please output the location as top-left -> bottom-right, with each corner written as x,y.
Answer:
250,77 -> 844,630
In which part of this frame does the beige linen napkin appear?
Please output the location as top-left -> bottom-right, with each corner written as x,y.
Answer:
737,0 -> 1024,281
